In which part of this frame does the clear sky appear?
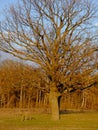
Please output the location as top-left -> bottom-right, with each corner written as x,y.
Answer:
0,0 -> 17,61
0,0 -> 15,10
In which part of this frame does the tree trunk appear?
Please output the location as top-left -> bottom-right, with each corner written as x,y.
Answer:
58,96 -> 61,112
49,91 -> 60,120
19,86 -> 23,108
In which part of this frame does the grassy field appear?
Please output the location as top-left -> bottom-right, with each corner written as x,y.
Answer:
0,109 -> 98,130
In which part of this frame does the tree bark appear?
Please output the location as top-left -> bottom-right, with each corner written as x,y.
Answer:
19,86 -> 23,108
49,91 -> 60,120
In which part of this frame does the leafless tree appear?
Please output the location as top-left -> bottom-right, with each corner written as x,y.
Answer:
0,0 -> 98,120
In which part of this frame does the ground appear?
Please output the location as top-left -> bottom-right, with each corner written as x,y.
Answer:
0,108 -> 98,130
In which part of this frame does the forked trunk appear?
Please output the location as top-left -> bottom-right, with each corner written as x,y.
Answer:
49,91 -> 60,120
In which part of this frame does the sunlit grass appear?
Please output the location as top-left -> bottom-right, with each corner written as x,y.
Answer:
0,111 -> 98,130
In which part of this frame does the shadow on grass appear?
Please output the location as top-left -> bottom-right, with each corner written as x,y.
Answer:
60,109 -> 93,114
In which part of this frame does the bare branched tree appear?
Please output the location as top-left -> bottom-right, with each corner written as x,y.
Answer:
0,0 -> 98,120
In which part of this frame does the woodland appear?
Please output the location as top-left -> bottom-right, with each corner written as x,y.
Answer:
0,60 -> 98,111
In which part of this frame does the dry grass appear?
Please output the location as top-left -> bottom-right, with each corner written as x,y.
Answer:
0,108 -> 98,130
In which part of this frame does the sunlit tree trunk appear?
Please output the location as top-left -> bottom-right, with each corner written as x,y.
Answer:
7,92 -> 10,108
49,91 -> 59,120
49,82 -> 61,121
28,94 -> 31,109
19,86 -> 23,108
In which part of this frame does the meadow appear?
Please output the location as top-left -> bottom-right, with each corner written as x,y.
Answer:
0,109 -> 98,130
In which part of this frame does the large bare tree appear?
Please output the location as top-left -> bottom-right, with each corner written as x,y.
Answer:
0,0 -> 98,120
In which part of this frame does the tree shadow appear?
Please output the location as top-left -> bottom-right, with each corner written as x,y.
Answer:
60,109 -> 84,114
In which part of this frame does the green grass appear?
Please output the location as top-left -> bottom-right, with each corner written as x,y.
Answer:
0,111 -> 98,130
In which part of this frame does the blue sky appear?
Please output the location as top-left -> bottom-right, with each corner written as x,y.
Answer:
0,0 -> 17,60
0,0 -> 15,11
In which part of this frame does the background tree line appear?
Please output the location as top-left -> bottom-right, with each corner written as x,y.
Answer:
0,60 -> 48,108
0,59 -> 98,111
